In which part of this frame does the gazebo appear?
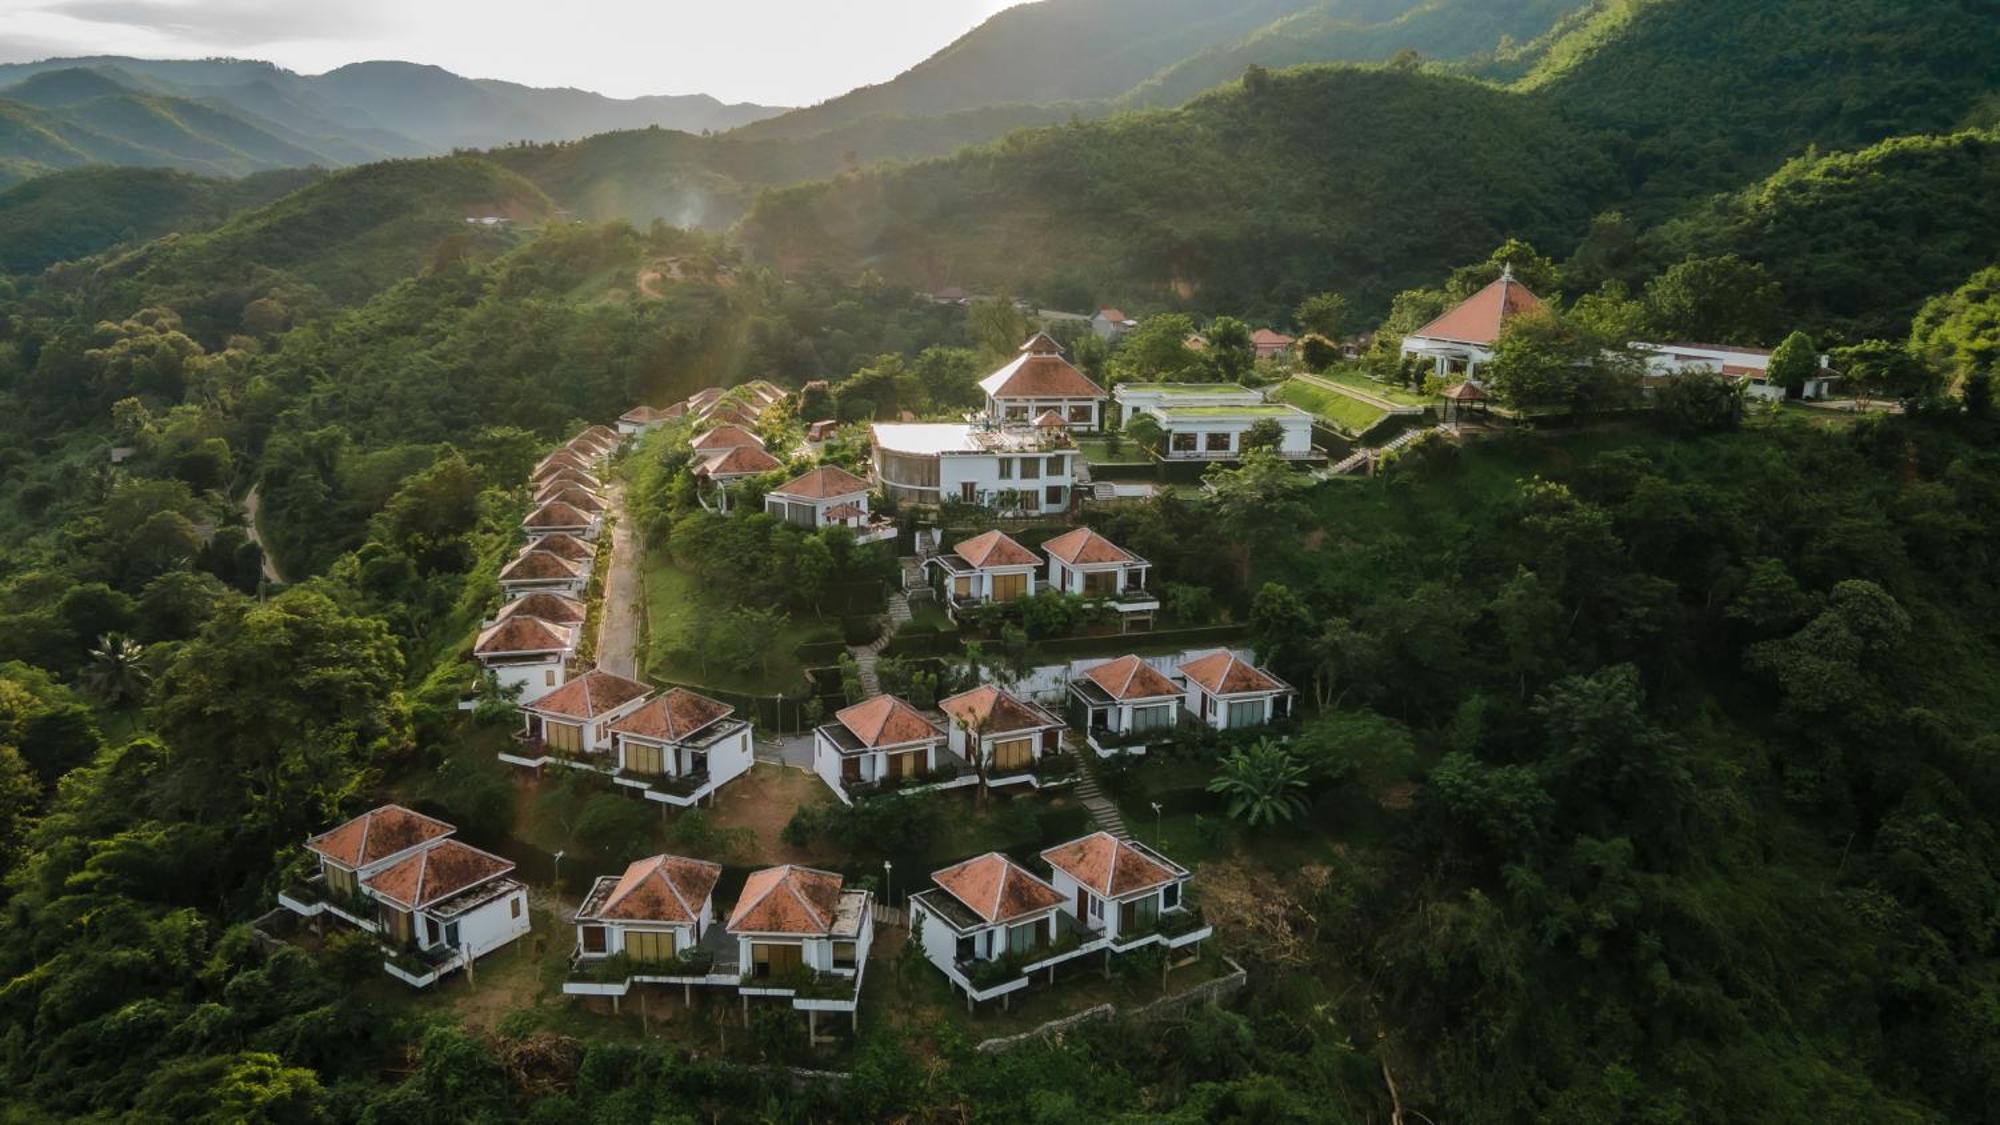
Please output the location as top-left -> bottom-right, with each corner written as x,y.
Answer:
1441,380 -> 1490,425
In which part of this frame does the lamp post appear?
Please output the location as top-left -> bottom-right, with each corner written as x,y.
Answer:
883,859 -> 893,911
552,849 -> 565,898
1151,802 -> 1163,845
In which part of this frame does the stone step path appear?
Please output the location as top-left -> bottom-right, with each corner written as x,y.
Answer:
1071,754 -> 1132,840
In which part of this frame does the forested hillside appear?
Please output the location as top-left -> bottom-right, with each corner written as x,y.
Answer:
0,166 -> 320,275
741,65 -> 1613,319
737,0 -> 2000,319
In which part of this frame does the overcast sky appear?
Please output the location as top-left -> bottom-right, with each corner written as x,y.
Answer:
0,0 -> 1021,105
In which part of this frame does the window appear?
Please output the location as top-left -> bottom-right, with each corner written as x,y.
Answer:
992,738 -> 1033,770
1083,570 -> 1118,597
545,721 -> 581,753
1008,921 -> 1042,955
1121,894 -> 1161,934
511,896 -> 523,919
1163,883 -> 1181,909
1068,405 -> 1092,423
624,740 -> 665,776
544,670 -> 556,686
956,935 -> 975,962
1020,458 -> 1041,480
445,922 -> 460,948
326,865 -> 359,897
1129,704 -> 1173,732
1227,699 -> 1266,729
960,481 -> 977,503
626,929 -> 677,964
833,941 -> 857,969
1006,405 -> 1029,422
1045,485 -> 1064,506
582,925 -> 607,953
1205,431 -> 1232,452
954,576 -> 972,597
998,458 -> 1014,480
1047,455 -> 1065,476
992,573 -> 1028,601
1171,432 -> 1198,452
751,942 -> 803,978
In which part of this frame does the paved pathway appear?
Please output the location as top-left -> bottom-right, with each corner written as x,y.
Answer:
757,732 -> 814,770
595,482 -> 643,678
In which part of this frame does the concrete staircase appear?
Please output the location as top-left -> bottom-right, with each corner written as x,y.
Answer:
1071,753 -> 1133,840
1322,424 -> 1448,478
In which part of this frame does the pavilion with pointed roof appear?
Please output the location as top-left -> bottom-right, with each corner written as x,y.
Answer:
1041,527 -> 1158,626
1399,265 -> 1546,381
978,334 -> 1108,431
605,687 -> 758,806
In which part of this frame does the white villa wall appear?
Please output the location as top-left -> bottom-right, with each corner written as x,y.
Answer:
708,725 -> 755,787
1185,685 -> 1280,730
490,659 -> 565,704
445,885 -> 531,960
938,453 -> 1079,514
916,900 -> 959,973
1155,412 -> 1313,459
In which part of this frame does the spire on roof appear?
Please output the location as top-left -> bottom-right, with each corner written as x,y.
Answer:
1020,332 -> 1065,356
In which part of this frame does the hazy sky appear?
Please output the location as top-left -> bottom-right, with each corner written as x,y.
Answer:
0,0 -> 1021,105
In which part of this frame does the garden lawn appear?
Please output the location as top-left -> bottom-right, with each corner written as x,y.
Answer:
1073,436 -> 1151,466
1316,366 -> 1435,408
643,557 -> 829,694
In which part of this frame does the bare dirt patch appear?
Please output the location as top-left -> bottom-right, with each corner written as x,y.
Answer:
704,763 -> 835,865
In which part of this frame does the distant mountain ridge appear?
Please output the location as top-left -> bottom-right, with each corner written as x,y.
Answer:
0,56 -> 788,187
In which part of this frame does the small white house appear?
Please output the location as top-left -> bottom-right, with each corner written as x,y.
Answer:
978,334 -> 1109,431
764,465 -> 895,543
573,854 -> 722,968
1068,654 -> 1183,755
728,865 -> 872,983
1041,832 -> 1193,945
607,687 -> 755,806
938,685 -> 1066,784
1091,307 -> 1137,341
515,668 -> 654,764
619,404 -> 685,436
812,694 -> 948,801
473,615 -> 576,703
498,549 -> 589,597
928,529 -> 1040,618
1040,527 -> 1157,625
277,805 -> 530,989
693,444 -> 783,513
910,852 -> 1068,983
1175,650 -> 1295,731
871,423 -> 1082,514
1399,266 -> 1545,381
1113,382 -> 1269,426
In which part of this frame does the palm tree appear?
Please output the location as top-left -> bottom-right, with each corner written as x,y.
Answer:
1206,738 -> 1309,827
84,633 -> 151,706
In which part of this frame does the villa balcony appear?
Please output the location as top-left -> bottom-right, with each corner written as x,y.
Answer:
277,874 -> 381,933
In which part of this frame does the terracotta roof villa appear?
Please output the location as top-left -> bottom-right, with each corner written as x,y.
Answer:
978,334 -> 1108,430
522,499 -> 596,536
1176,650 -> 1296,732
473,615 -> 575,660
764,463 -> 895,542
510,668 -> 656,765
811,694 -> 959,803
769,464 -> 869,500
727,864 -> 872,1003
520,531 -> 594,563
936,684 -> 1067,786
1069,655 -> 1185,755
279,807 -> 531,989
928,530 -> 1042,616
1400,265 -> 1545,380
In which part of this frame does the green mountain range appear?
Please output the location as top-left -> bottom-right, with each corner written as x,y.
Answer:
0,57 -> 788,189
